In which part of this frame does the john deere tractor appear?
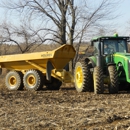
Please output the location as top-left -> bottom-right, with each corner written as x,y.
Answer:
74,34 -> 130,94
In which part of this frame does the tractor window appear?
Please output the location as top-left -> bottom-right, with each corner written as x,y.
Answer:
118,40 -> 127,53
104,39 -> 127,54
104,40 -> 116,54
93,41 -> 99,55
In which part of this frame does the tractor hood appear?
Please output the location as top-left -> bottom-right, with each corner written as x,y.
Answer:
106,52 -> 130,83
113,52 -> 130,61
106,52 -> 130,65
105,52 -> 130,64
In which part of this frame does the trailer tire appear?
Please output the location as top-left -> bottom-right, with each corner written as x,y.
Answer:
5,71 -> 24,90
74,60 -> 93,92
93,67 -> 104,94
23,70 -> 43,91
108,65 -> 118,94
46,77 -> 62,90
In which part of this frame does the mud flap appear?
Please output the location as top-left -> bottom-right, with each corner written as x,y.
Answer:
46,61 -> 54,81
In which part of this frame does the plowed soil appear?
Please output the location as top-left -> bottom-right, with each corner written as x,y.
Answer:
0,85 -> 130,130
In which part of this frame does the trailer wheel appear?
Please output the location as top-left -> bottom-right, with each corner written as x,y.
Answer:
93,67 -> 104,94
108,65 -> 118,94
23,70 -> 43,91
5,71 -> 24,90
46,77 -> 62,90
74,60 -> 93,92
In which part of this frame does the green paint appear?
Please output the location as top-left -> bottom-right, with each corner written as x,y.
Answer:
89,35 -> 130,85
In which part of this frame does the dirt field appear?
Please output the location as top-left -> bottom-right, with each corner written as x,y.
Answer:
0,84 -> 130,130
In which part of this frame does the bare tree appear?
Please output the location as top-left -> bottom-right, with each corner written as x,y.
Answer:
72,0 -> 119,65
1,0 -> 76,45
0,20 -> 53,53
0,0 -> 120,69
1,0 -> 120,44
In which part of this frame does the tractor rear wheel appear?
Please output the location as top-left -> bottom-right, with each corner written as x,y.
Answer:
93,67 -> 104,94
46,77 -> 62,90
5,71 -> 24,90
108,65 -> 118,94
74,60 -> 93,92
23,70 -> 44,91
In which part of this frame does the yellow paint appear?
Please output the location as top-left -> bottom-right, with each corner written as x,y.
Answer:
9,76 -> 17,86
52,69 -> 74,83
27,75 -> 36,86
0,44 -> 76,83
0,44 -> 75,70
75,66 -> 83,88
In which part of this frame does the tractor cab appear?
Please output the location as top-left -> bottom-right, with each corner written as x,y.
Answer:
91,34 -> 129,56
90,34 -> 130,67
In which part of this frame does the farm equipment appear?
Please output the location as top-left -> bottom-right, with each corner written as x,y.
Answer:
1,33 -> 130,94
74,33 -> 130,94
0,44 -> 75,91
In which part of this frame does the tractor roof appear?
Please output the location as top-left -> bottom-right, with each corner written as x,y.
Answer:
91,34 -> 130,42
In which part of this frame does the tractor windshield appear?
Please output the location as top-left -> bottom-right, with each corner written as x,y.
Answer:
104,39 -> 127,54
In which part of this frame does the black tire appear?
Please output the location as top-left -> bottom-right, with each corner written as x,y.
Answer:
74,60 -> 93,92
119,82 -> 129,91
5,71 -> 24,90
46,77 -> 62,90
93,67 -> 104,94
23,70 -> 44,91
108,65 -> 118,94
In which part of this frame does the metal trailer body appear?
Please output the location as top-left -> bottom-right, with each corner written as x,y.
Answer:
0,44 -> 76,90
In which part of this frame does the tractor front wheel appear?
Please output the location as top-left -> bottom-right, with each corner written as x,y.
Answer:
74,60 -> 93,92
93,67 -> 104,94
108,65 -> 118,94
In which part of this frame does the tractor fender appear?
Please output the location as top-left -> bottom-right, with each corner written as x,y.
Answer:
85,57 -> 96,68
107,63 -> 116,66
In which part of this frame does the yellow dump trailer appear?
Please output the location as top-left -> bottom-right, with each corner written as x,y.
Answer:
0,44 -> 76,91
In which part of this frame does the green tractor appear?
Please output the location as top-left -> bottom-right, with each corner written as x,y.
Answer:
74,34 -> 130,94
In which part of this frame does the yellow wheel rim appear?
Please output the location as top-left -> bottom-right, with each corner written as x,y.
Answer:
9,76 -> 17,86
75,66 -> 83,88
27,75 -> 36,86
